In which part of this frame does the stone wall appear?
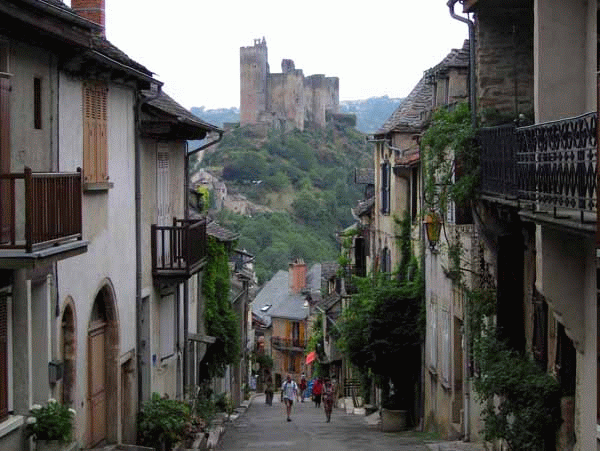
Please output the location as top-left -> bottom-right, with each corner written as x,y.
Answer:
475,7 -> 534,121
240,39 -> 339,131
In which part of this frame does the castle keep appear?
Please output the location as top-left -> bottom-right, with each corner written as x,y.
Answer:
240,38 -> 339,131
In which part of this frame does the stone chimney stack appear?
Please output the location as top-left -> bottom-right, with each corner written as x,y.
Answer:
289,259 -> 307,293
71,0 -> 105,35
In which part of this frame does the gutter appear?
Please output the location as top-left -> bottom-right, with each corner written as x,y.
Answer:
447,0 -> 477,128
187,131 -> 224,157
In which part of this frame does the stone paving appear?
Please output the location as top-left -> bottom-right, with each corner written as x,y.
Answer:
217,394 -> 486,451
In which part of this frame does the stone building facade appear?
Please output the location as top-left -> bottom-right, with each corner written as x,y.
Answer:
240,38 -> 339,131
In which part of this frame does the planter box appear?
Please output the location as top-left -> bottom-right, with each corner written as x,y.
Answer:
381,408 -> 407,432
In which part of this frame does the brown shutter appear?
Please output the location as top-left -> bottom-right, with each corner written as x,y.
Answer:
0,77 -> 10,244
83,83 -> 108,183
0,296 -> 8,420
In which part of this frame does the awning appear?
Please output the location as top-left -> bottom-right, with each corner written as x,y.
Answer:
305,351 -> 317,365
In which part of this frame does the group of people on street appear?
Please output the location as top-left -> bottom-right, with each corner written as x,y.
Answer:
273,373 -> 335,422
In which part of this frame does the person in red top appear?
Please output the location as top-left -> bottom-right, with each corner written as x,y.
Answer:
299,374 -> 307,402
312,377 -> 323,408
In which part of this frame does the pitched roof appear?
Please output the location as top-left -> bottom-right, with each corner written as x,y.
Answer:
352,196 -> 374,217
206,220 -> 239,242
252,263 -> 323,326
375,40 -> 469,136
145,90 -> 222,133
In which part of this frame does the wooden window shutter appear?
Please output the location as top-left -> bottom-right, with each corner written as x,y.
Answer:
83,83 -> 108,183
0,296 -> 8,420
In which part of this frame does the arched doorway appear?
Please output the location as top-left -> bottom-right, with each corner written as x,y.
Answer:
87,284 -> 119,447
60,300 -> 76,407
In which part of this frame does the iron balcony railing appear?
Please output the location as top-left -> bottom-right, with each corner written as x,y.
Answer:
0,167 -> 83,253
479,112 -> 597,217
151,217 -> 208,279
271,336 -> 307,350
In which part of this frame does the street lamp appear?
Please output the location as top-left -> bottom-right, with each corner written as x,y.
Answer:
424,212 -> 442,251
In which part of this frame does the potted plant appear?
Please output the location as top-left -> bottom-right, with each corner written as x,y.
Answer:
26,399 -> 77,451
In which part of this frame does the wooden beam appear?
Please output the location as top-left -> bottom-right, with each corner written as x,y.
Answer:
188,333 -> 216,344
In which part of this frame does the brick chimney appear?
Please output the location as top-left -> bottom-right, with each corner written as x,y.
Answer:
71,0 -> 105,35
289,259 -> 307,293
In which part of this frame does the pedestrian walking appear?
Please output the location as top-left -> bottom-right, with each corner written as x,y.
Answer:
299,373 -> 307,402
265,376 -> 274,406
281,374 -> 299,422
322,377 -> 334,422
312,377 -> 323,408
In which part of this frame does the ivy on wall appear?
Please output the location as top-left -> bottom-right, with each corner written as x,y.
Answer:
201,238 -> 240,378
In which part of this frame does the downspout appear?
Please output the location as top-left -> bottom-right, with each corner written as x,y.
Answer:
135,82 -> 163,409
447,0 -> 475,442
448,0 -> 477,128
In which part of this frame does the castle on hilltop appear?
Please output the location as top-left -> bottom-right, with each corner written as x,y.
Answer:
240,38 -> 340,131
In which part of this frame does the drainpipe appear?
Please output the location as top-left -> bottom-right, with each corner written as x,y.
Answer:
135,82 -> 163,409
447,1 -> 475,441
448,0 -> 477,128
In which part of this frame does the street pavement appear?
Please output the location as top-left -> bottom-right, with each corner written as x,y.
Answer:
218,393 -> 430,450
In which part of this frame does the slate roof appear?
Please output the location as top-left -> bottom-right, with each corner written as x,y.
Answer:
252,264 -> 323,326
145,90 -> 222,133
375,40 -> 469,136
206,220 -> 239,242
352,196 -> 374,217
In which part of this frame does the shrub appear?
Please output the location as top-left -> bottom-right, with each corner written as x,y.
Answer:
26,399 -> 75,443
137,393 -> 191,450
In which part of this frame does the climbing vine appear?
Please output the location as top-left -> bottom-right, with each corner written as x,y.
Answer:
421,102 -> 478,217
421,104 -> 562,449
201,238 -> 240,379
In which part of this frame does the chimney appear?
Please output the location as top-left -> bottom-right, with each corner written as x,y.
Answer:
71,0 -> 105,35
289,259 -> 307,293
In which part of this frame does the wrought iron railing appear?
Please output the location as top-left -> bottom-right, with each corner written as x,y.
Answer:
479,112 -> 597,216
0,167 -> 83,252
271,336 -> 306,350
151,217 -> 207,278
517,112 -> 597,212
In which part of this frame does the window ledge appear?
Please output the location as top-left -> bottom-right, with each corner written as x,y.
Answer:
83,181 -> 114,192
0,415 -> 24,438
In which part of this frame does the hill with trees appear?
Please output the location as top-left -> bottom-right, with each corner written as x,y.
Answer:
194,121 -> 372,283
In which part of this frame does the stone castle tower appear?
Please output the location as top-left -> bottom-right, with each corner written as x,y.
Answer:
240,38 -> 339,131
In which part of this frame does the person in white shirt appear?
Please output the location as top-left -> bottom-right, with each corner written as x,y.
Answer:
281,374 -> 298,422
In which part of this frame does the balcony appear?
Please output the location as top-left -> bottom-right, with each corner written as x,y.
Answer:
0,167 -> 87,267
271,336 -> 306,351
479,112 -> 597,230
151,217 -> 208,282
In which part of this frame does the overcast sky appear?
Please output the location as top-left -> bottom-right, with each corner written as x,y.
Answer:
76,0 -> 469,110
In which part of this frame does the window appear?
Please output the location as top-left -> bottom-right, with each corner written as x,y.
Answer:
427,297 -> 437,371
440,309 -> 450,386
411,167 -> 418,222
381,247 -> 391,274
159,294 -> 175,361
381,160 -> 390,214
82,82 -> 108,185
34,78 -> 41,130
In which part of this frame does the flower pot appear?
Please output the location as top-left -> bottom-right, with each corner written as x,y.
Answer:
381,408 -> 407,432
35,440 -> 78,451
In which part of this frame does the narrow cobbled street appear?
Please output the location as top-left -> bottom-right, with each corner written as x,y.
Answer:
218,394 -> 429,451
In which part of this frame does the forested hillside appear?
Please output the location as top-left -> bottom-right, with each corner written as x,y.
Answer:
195,121 -> 372,283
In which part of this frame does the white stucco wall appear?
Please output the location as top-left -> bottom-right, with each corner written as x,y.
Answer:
56,74 -> 137,443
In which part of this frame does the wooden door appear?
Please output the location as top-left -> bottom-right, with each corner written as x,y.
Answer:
88,322 -> 106,446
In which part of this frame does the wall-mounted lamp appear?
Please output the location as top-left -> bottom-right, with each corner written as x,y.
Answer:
424,212 -> 442,251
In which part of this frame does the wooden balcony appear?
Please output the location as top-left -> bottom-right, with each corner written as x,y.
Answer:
0,167 -> 86,267
151,217 -> 208,281
271,336 -> 307,351
479,112 -> 597,229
